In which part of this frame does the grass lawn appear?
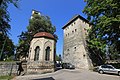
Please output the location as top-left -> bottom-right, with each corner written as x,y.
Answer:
0,75 -> 14,80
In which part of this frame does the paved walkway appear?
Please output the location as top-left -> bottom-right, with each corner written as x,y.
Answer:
12,69 -> 120,80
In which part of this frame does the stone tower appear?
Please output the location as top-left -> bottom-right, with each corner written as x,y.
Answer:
62,15 -> 93,69
31,10 -> 41,19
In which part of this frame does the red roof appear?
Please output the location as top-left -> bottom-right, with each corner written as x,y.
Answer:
34,32 -> 55,39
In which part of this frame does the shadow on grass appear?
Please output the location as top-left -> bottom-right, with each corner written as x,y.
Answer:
32,77 -> 55,80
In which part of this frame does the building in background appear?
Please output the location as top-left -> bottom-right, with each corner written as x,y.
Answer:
62,15 -> 93,69
30,10 -> 41,19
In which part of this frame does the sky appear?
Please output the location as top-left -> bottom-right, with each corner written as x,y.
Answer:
8,0 -> 87,56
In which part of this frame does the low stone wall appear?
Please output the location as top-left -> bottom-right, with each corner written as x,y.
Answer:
0,62 -> 19,76
0,61 -> 55,76
27,61 -> 55,74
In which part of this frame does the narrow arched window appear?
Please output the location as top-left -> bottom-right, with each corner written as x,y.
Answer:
45,46 -> 50,61
34,46 -> 40,61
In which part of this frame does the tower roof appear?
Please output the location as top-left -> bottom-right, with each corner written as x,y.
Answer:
62,15 -> 91,29
34,32 -> 55,39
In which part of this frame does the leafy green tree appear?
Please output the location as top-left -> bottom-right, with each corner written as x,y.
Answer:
0,0 -> 18,35
16,11 -> 57,60
27,14 -> 56,35
0,33 -> 15,61
16,32 -> 30,60
0,0 -> 19,61
83,0 -> 120,65
56,54 -> 62,61
55,54 -> 59,61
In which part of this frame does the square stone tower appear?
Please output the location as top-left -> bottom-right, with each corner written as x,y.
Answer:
62,15 -> 93,69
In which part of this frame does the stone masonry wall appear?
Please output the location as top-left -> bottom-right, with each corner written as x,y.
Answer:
0,62 -> 19,76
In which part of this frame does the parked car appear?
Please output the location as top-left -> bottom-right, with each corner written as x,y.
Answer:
97,64 -> 120,76
62,63 -> 75,69
56,63 -> 62,70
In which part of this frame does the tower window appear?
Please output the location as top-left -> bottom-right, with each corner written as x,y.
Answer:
71,24 -> 73,26
68,33 -> 69,36
67,49 -> 69,51
74,47 -> 76,51
66,34 -> 67,37
75,29 -> 77,32
74,22 -> 76,24
67,26 -> 69,29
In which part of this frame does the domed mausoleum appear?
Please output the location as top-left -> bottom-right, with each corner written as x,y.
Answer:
27,32 -> 56,74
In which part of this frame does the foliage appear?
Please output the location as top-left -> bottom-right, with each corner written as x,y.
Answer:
16,32 -> 30,60
16,11 -> 57,60
0,0 -> 18,35
27,14 -> 56,35
0,0 -> 19,61
56,54 -> 59,61
0,33 -> 15,61
83,0 -> 120,64
56,54 -> 62,61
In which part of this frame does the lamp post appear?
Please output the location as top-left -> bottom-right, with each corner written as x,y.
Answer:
0,31 -> 7,60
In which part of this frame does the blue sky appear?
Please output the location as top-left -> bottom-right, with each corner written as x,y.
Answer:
8,0 -> 87,55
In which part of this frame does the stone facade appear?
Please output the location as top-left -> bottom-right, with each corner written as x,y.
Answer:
27,32 -> 56,74
62,15 -> 93,69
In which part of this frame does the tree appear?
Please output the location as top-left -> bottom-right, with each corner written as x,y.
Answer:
0,0 -> 19,61
0,33 -> 15,61
27,14 -> 56,35
0,0 -> 18,35
16,11 -> 57,60
16,32 -> 30,60
83,0 -> 120,65
56,54 -> 62,61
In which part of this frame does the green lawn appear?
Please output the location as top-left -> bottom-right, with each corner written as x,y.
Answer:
0,75 -> 14,80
